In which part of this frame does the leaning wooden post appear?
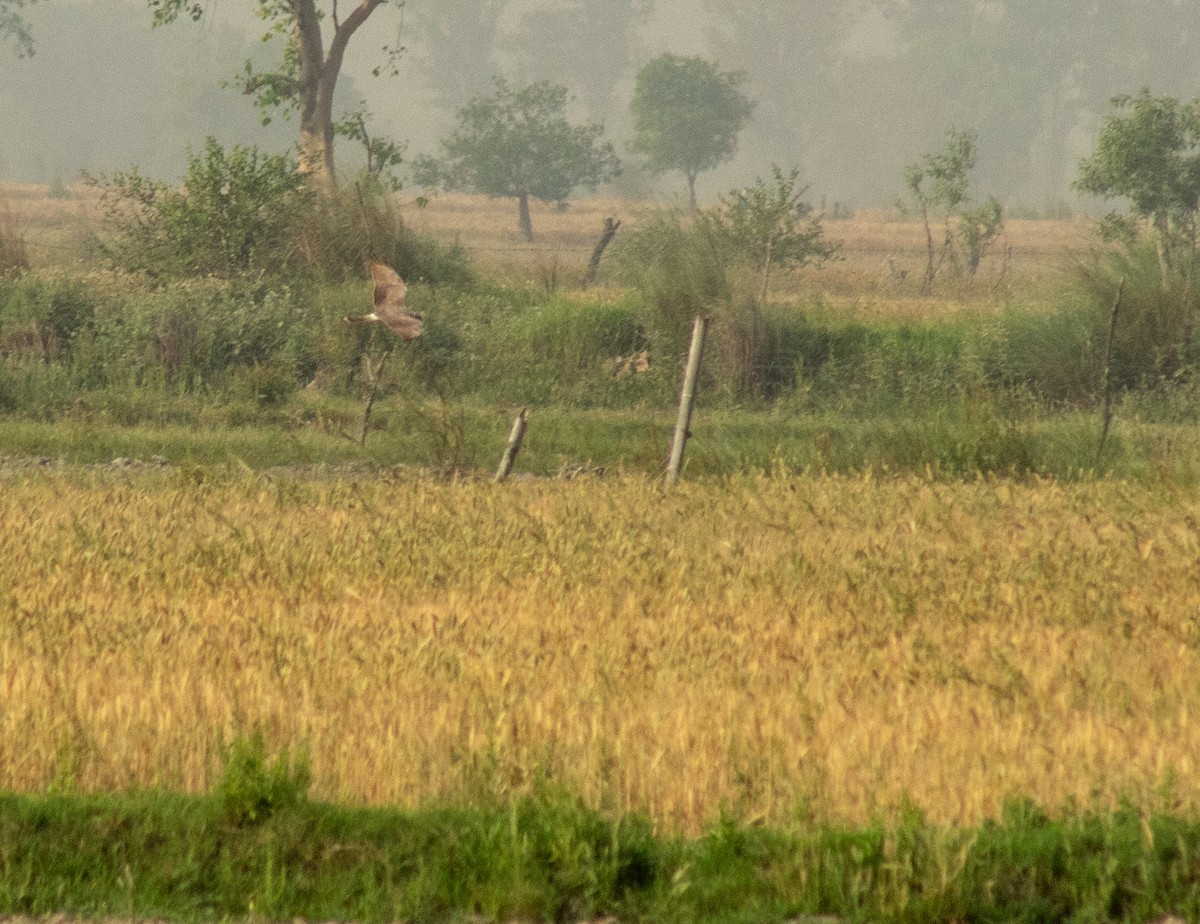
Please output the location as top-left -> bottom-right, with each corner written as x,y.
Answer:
583,217 -> 622,288
495,408 -> 530,482
1095,277 -> 1126,468
666,315 -> 708,485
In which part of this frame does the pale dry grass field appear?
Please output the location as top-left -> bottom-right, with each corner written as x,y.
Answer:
1,181 -> 1091,305
2,471 -> 1198,834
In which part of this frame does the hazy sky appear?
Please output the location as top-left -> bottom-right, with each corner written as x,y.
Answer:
3,1 -> 1198,209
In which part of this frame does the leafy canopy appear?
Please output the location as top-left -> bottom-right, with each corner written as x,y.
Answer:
905,128 -> 976,213
1074,89 -> 1200,246
629,54 -> 754,191
704,165 -> 839,279
418,78 -> 620,204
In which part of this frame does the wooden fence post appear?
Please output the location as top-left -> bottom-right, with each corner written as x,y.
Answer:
583,217 -> 622,288
495,408 -> 529,482
666,315 -> 708,485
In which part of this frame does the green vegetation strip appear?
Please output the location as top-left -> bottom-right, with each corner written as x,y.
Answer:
3,783 -> 1200,922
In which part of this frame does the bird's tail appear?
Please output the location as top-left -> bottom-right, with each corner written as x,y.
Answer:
344,313 -> 376,325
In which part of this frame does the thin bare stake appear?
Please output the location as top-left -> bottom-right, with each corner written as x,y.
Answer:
495,408 -> 530,482
666,315 -> 708,485
358,347 -> 393,446
1096,277 -> 1126,468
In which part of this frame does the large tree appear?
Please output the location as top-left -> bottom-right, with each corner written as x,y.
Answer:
415,78 -> 621,242
409,0 -> 508,119
629,53 -> 754,210
149,0 -> 404,195
0,0 -> 37,56
509,0 -> 654,123
702,0 -> 850,181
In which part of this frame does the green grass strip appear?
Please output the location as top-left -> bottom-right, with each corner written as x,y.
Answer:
3,787 -> 1200,923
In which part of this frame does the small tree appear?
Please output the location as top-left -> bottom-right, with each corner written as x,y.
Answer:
704,165 -> 839,301
335,102 -> 405,191
630,53 -> 754,210
415,78 -> 621,241
905,128 -> 1002,291
1074,89 -> 1200,276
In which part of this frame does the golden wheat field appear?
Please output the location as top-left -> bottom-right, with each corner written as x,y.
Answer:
3,469 -> 1199,834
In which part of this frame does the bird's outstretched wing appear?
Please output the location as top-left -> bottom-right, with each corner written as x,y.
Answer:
369,260 -> 423,340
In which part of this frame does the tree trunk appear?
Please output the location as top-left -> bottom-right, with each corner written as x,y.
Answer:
517,192 -> 534,242
1156,212 -> 1173,281
686,171 -> 698,211
292,0 -> 387,197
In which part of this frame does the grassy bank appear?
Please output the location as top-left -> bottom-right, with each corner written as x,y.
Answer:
2,394 -> 1199,483
3,774 -> 1200,923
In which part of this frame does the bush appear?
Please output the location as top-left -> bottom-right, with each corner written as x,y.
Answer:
0,273 -> 99,362
988,241 -> 1200,405
214,732 -> 310,827
88,138 -> 313,279
295,176 -> 474,287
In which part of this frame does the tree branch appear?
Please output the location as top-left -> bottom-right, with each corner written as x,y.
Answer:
327,0 -> 387,75
243,71 -> 301,99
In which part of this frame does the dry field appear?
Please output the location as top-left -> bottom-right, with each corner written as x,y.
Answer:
3,470 -> 1198,834
2,181 -> 1090,304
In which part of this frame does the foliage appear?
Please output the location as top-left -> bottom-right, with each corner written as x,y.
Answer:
1067,240 -> 1200,390
703,164 -> 840,299
295,177 -> 473,287
611,208 -> 730,336
214,732 -> 311,826
906,128 -> 1004,288
6,787 -> 1200,923
0,0 -> 36,56
86,138 -> 313,278
334,103 -> 406,191
415,78 -> 621,240
149,0 -> 405,192
1074,89 -> 1200,272
629,53 -> 755,208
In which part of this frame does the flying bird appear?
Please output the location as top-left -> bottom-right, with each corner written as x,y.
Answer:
344,260 -> 423,340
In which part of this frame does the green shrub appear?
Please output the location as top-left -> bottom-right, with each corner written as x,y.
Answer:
214,733 -> 310,827
87,138 -> 313,278
0,274 -> 99,361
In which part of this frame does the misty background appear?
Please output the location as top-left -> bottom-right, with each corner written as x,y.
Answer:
2,0 -> 1198,210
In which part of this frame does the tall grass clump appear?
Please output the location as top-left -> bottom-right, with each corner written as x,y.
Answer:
993,239 -> 1200,405
296,176 -> 474,287
611,208 -> 821,400
215,733 -> 311,827
0,188 -> 30,277
612,208 -> 729,339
